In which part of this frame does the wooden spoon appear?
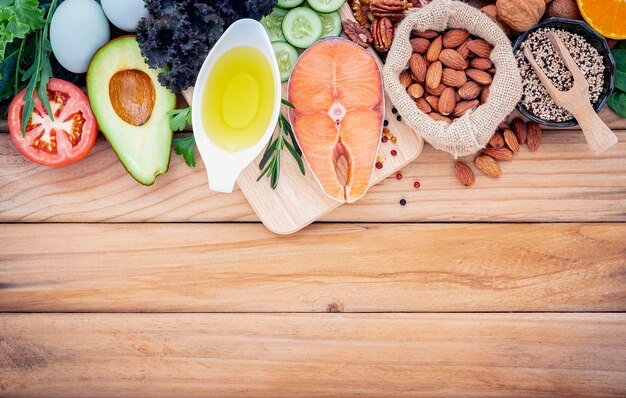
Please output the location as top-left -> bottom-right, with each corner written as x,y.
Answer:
523,31 -> 618,154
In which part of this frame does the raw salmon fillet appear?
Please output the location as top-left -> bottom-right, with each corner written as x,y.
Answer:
288,38 -> 384,203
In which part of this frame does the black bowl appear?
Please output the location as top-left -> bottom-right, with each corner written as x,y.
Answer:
512,17 -> 615,127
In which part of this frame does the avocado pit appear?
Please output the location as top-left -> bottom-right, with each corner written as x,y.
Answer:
109,69 -> 155,126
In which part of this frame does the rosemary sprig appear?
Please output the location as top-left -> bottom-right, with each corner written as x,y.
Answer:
257,101 -> 305,189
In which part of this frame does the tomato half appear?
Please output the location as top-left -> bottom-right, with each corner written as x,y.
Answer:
8,78 -> 98,167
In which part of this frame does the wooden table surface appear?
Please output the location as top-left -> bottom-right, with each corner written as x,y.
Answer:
2,72 -> 626,397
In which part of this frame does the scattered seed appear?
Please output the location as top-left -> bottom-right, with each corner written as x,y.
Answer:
400,199 -> 407,206
396,115 -> 402,121
375,162 -> 383,169
413,181 -> 421,188
382,136 -> 389,143
383,119 -> 389,126
396,173 -> 403,180
391,136 -> 397,143
392,107 -> 398,114
391,149 -> 397,156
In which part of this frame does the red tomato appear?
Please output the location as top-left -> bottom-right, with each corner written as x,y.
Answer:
8,78 -> 98,167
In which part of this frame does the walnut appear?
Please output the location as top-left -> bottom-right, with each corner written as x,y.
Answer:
496,0 -> 545,32
372,17 -> 394,53
342,20 -> 373,48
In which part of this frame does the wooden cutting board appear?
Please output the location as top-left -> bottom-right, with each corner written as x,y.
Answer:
182,4 -> 423,234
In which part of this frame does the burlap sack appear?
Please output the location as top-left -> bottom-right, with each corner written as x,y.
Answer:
383,0 -> 523,158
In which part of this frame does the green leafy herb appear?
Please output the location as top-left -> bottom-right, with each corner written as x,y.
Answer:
173,135 -> 197,167
167,106 -> 192,131
609,91 -> 626,118
19,0 -> 56,136
615,69 -> 626,92
257,111 -> 305,190
0,0 -> 45,61
168,107 -> 196,167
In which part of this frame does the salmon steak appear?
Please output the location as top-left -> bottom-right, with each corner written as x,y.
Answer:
288,38 -> 384,203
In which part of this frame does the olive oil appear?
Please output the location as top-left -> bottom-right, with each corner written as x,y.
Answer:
201,46 -> 275,152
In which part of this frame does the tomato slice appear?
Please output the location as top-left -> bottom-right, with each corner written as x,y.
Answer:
8,78 -> 98,167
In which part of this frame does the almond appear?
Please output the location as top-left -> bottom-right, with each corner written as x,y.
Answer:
487,67 -> 496,75
483,147 -> 513,161
415,97 -> 431,113
443,29 -> 470,48
439,49 -> 467,70
413,29 -> 439,39
480,4 -> 498,20
409,53 -> 428,83
441,68 -> 467,87
426,35 -> 443,62
467,39 -> 493,58
428,112 -> 452,123
475,155 -> 501,178
527,121 -> 542,151
425,61 -> 443,89
511,118 -> 527,144
456,38 -> 471,58
466,68 -> 493,85
458,81 -> 481,100
480,85 -> 490,104
425,95 -> 440,112
498,121 -> 511,131
489,132 -> 505,149
503,129 -> 519,153
452,100 -> 479,117
438,87 -> 456,116
455,91 -> 462,103
454,161 -> 475,186
407,83 -> 424,99
426,82 -> 447,96
400,69 -> 413,88
410,38 -> 430,54
470,57 -> 492,70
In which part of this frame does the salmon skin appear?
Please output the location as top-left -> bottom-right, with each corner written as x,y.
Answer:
288,38 -> 384,203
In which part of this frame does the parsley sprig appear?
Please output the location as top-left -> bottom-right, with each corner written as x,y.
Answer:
257,99 -> 305,190
168,107 -> 196,167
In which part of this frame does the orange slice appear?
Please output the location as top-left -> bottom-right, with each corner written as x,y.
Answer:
577,0 -> 626,40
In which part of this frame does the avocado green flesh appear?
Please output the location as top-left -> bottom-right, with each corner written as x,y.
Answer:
87,36 -> 176,185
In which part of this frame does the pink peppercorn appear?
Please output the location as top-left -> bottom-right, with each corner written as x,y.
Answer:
381,136 -> 388,143
413,181 -> 421,188
390,149 -> 397,156
396,173 -> 403,180
375,162 -> 383,169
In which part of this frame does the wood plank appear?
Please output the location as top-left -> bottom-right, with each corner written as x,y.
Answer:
1,313 -> 625,397
1,223 -> 624,312
1,130 -> 625,223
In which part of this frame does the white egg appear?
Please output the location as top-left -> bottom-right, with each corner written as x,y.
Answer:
101,0 -> 148,32
50,0 -> 110,74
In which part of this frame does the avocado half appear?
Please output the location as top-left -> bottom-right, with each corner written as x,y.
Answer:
87,36 -> 176,185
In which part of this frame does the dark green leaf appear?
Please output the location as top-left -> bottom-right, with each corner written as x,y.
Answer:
613,49 -> 626,72
615,69 -> 626,92
608,90 -> 626,118
270,150 -> 280,189
167,107 -> 192,131
0,0 -> 45,60
172,135 -> 197,167
37,53 -> 53,118
616,41 -> 626,50
281,98 -> 295,108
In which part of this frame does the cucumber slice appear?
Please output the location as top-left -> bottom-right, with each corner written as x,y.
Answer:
261,8 -> 287,42
307,0 -> 346,13
277,0 -> 305,9
319,11 -> 342,37
282,7 -> 323,48
272,41 -> 299,82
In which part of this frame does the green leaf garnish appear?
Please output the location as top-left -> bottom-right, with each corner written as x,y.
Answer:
173,135 -> 196,167
167,106 -> 192,132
